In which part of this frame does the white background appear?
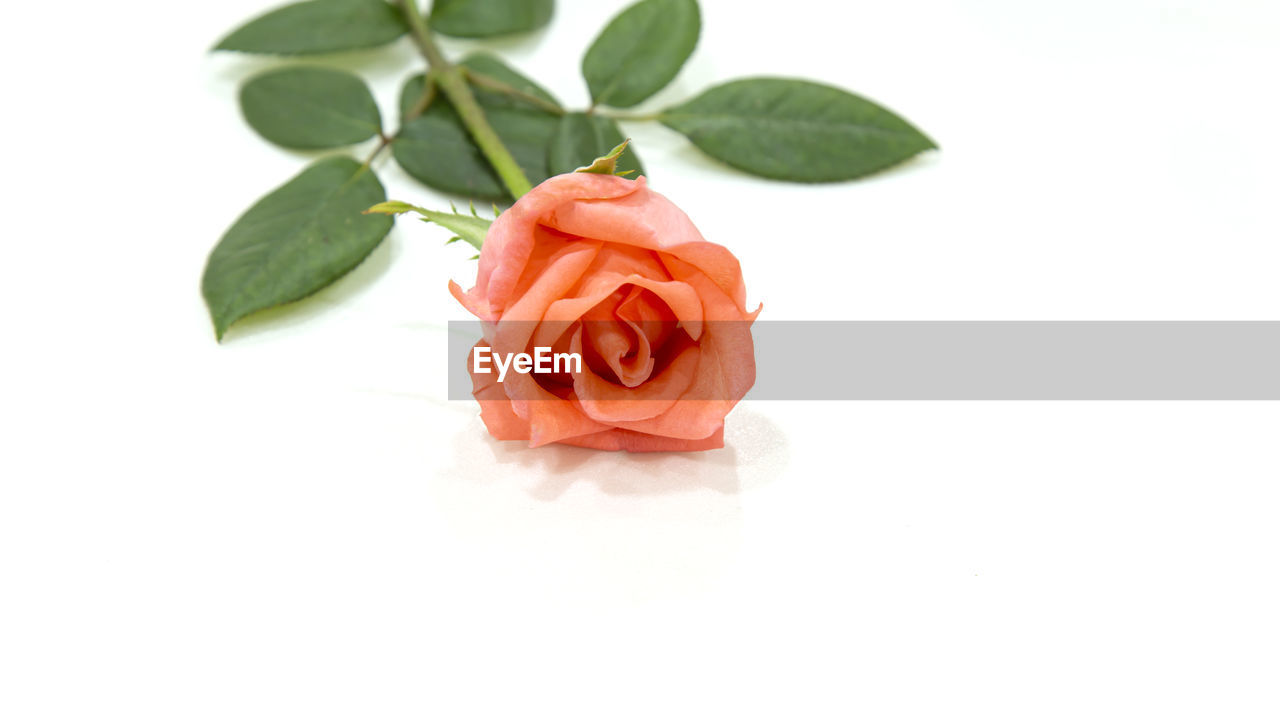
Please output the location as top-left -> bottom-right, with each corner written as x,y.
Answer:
2,0 -> 1279,717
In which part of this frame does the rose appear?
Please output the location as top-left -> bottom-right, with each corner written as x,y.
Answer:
450,172 -> 759,452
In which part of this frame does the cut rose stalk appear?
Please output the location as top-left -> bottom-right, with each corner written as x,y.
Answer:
397,0 -> 533,198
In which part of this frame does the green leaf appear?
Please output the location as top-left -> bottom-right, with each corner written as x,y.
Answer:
397,73 -> 435,122
366,202 -> 491,251
240,67 -> 381,149
201,157 -> 393,340
399,73 -> 430,121
214,0 -> 408,55
429,0 -> 554,38
364,200 -> 422,215
393,106 -> 558,199
659,78 -> 937,181
582,0 -> 700,108
393,68 -> 560,199
548,113 -> 645,177
397,56 -> 559,121
393,108 -> 499,197
573,139 -> 630,175
460,53 -> 561,111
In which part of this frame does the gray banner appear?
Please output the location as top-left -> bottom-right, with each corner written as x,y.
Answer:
448,321 -> 1280,400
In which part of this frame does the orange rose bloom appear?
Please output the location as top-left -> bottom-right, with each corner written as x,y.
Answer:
450,173 -> 759,452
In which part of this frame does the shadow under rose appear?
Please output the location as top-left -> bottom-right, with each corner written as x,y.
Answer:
429,405 -> 786,603
477,404 -> 787,501
494,443 -> 740,500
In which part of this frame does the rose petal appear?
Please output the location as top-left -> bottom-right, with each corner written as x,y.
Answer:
581,289 -> 653,387
604,256 -> 758,440
532,272 -> 702,352
570,327 -> 699,423
461,174 -> 640,316
467,343 -> 529,441
547,178 -> 750,312
483,241 -> 615,447
557,425 -> 724,452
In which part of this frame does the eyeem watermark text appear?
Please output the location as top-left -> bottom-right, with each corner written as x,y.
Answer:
452,321 -> 1280,399
473,346 -> 583,382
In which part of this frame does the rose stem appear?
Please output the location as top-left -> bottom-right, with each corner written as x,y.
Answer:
362,73 -> 437,170
397,0 -> 534,199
